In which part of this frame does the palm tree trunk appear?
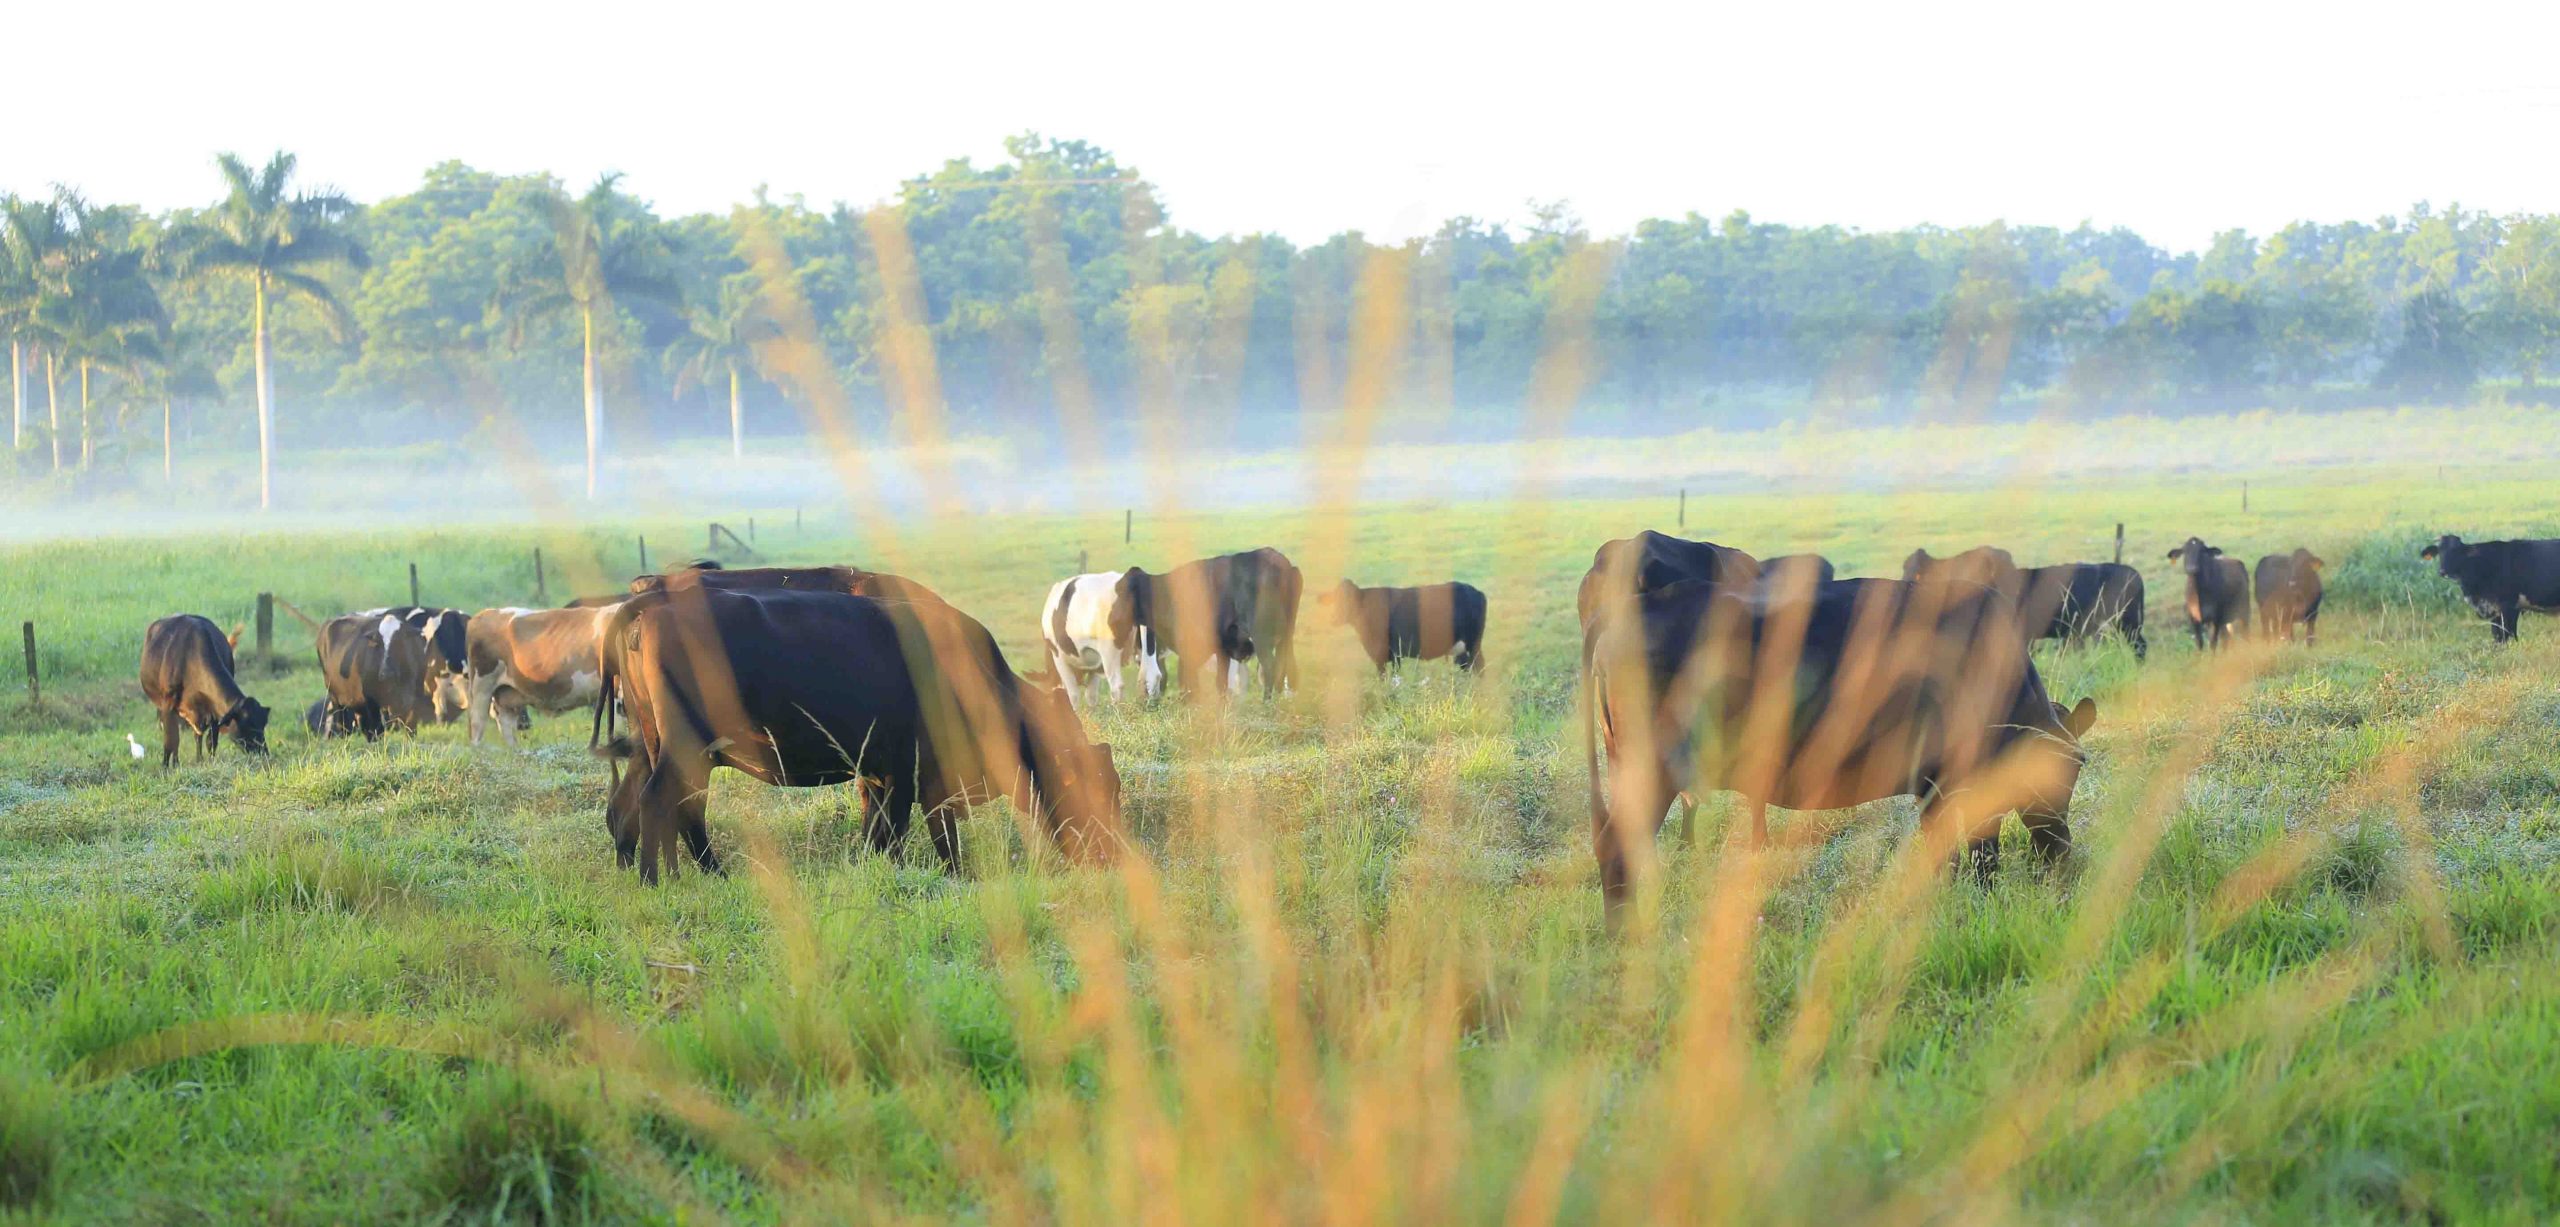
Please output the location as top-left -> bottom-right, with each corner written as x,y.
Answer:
45,349 -> 59,474
729,362 -> 743,460
254,274 -> 275,510
78,359 -> 91,470
163,394 -> 173,481
582,303 -> 600,500
9,339 -> 21,454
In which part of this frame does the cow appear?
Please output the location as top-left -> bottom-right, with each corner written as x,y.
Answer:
1119,547 -> 1303,699
461,604 -> 626,746
1755,554 -> 1836,595
2420,535 -> 2560,643
2166,538 -> 2250,649
1316,579 -> 1488,679
1041,572 -> 1143,710
303,699 -> 358,738
139,615 -> 271,766
2017,563 -> 2149,660
1900,546 -> 2020,588
316,611 -> 438,740
2253,550 -> 2327,644
1577,531 -> 1762,628
594,586 -> 1122,884
1583,576 -> 2097,924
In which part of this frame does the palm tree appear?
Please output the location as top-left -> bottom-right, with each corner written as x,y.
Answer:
138,330 -> 220,482
38,203 -> 167,470
499,175 -> 680,499
1,193 -> 78,467
666,275 -> 780,460
165,152 -> 367,509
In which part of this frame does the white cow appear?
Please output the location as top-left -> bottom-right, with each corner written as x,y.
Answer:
461,604 -> 621,746
1040,572 -> 1156,711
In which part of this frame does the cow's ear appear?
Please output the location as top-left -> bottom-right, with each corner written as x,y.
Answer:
2164,548 -> 2180,560
227,624 -> 245,650
2063,697 -> 2097,739
2206,546 -> 2222,557
2309,555 -> 2326,570
2418,545 -> 2438,560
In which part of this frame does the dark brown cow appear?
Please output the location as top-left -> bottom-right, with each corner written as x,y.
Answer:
2253,549 -> 2326,644
1317,580 -> 1488,677
139,615 -> 271,766
2421,535 -> 2560,643
595,587 -> 1121,884
1577,531 -> 1763,628
1119,548 -> 1303,699
316,612 -> 437,739
1584,577 -> 2095,925
2167,537 -> 2250,649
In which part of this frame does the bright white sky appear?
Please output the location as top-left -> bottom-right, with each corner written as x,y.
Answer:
13,0 -> 2556,253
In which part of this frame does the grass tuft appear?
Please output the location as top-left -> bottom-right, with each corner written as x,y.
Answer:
422,1073 -> 602,1225
193,841 -> 413,917
0,1066 -> 64,1210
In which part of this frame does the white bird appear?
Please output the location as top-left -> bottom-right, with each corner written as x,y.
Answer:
126,733 -> 148,760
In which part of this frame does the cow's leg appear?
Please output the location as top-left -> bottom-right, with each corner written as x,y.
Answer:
2497,597 -> 2521,643
206,725 -> 222,759
675,770 -> 720,876
923,795 -> 963,874
1595,761 -> 1676,932
633,761 -> 673,886
1746,797 -> 1770,849
160,707 -> 182,769
861,774 -> 918,859
2304,611 -> 2319,648
2021,808 -> 2072,865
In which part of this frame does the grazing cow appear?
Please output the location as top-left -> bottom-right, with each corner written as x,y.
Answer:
2166,538 -> 2250,649
1316,579 -> 1488,678
1900,546 -> 2021,589
1754,554 -> 1836,595
462,604 -> 628,746
1584,577 -> 2097,923
303,699 -> 358,738
2253,550 -> 2327,644
2420,535 -> 2560,643
139,615 -> 271,766
1119,547 -> 1303,699
316,611 -> 437,739
595,587 -> 1122,884
1042,572 -> 1144,710
2016,563 -> 2149,660
1577,531 -> 1763,627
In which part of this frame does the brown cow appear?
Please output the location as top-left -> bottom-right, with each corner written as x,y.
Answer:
140,615 -> 271,766
2253,549 -> 2326,644
463,604 -> 624,746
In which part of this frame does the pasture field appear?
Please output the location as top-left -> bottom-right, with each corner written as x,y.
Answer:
4,460 -> 2560,1223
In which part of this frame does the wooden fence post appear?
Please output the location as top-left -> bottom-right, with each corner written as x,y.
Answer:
748,517 -> 755,543
639,535 -> 649,573
2113,523 -> 2124,565
1078,549 -> 1088,575
1678,488 -> 1686,529
1124,509 -> 1132,544
409,562 -> 420,607
2242,482 -> 2249,513
255,594 -> 274,665
707,522 -> 718,553
795,506 -> 802,533
20,622 -> 35,705
533,548 -> 547,602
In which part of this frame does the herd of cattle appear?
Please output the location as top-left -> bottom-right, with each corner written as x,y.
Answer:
130,528 -> 2560,917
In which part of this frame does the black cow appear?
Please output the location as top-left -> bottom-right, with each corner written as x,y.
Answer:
629,562 -> 946,607
1119,547 -> 1303,699
2421,535 -> 2560,643
1317,580 -> 1488,677
1900,546 -> 2019,588
139,615 -> 271,766
2018,563 -> 2148,660
2253,550 -> 2326,644
1583,576 -> 2096,923
2167,538 -> 2250,649
369,606 -> 472,722
316,612 -> 437,739
595,587 -> 1122,884
1577,531 -> 1762,627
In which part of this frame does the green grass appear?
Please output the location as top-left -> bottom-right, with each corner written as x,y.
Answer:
5,454 -> 2560,1223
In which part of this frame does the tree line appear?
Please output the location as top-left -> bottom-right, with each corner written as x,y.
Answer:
6,134 -> 2555,505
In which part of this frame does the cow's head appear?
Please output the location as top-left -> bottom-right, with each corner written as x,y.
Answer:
1900,548 -> 1937,580
224,697 -> 272,753
1029,685 -> 1123,861
2294,548 -> 2327,572
1116,568 -> 1164,699
1315,579 -> 1360,623
2420,535 -> 2467,574
2167,537 -> 2221,575
2008,694 -> 2098,834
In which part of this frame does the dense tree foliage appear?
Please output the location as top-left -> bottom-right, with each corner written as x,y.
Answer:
8,137 -> 2558,486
